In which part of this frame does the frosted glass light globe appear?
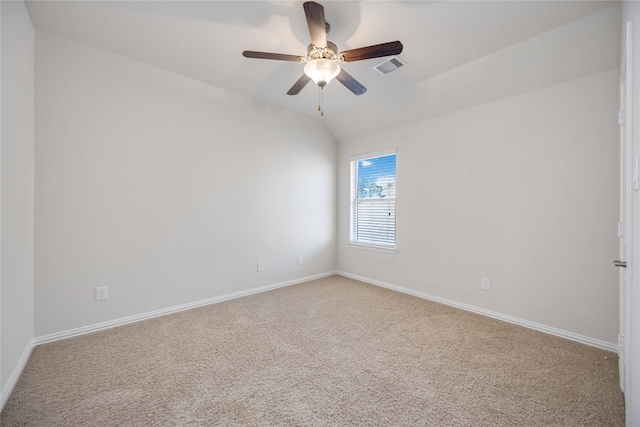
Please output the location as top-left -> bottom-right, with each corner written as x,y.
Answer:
304,59 -> 341,88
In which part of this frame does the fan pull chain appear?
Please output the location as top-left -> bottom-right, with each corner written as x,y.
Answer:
318,86 -> 324,116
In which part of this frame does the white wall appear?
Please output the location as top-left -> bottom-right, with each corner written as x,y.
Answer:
1,0 -> 35,393
338,69 -> 620,345
34,32 -> 337,337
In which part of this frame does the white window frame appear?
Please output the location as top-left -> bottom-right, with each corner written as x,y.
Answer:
349,149 -> 397,254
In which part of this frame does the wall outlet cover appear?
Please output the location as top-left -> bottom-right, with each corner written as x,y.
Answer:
96,286 -> 108,301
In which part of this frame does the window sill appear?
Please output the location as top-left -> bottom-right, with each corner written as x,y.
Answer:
348,242 -> 397,254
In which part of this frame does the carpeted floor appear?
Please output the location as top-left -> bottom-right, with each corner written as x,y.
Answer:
1,275 -> 625,426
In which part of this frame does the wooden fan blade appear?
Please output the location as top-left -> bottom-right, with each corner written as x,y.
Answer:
303,1 -> 327,48
335,69 -> 366,96
287,74 -> 312,95
242,51 -> 305,62
339,41 -> 403,62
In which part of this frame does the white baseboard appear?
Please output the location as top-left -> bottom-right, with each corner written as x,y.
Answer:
1,338 -> 35,411
337,271 -> 617,352
35,271 -> 337,346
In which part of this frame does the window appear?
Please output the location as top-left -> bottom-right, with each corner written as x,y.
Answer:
350,150 -> 396,251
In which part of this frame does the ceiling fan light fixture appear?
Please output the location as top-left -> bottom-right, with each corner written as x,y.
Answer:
304,59 -> 340,87
243,2 -> 402,102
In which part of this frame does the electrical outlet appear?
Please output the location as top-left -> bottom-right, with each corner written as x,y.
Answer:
481,278 -> 491,291
257,261 -> 264,272
298,256 -> 303,265
95,286 -> 108,301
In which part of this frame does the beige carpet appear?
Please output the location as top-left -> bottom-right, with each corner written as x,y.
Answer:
1,275 -> 625,426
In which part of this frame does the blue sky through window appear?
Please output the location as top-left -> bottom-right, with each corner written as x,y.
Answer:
357,154 -> 396,199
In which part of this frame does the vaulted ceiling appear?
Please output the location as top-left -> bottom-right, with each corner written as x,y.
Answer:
25,1 -> 621,141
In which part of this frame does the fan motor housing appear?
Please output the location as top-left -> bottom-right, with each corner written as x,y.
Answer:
307,41 -> 338,60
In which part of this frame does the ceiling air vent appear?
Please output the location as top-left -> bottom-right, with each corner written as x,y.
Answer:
373,56 -> 406,75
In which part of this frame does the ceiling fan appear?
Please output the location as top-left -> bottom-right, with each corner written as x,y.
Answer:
242,1 -> 403,114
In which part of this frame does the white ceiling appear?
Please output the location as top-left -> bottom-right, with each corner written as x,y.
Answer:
25,1 -> 621,141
